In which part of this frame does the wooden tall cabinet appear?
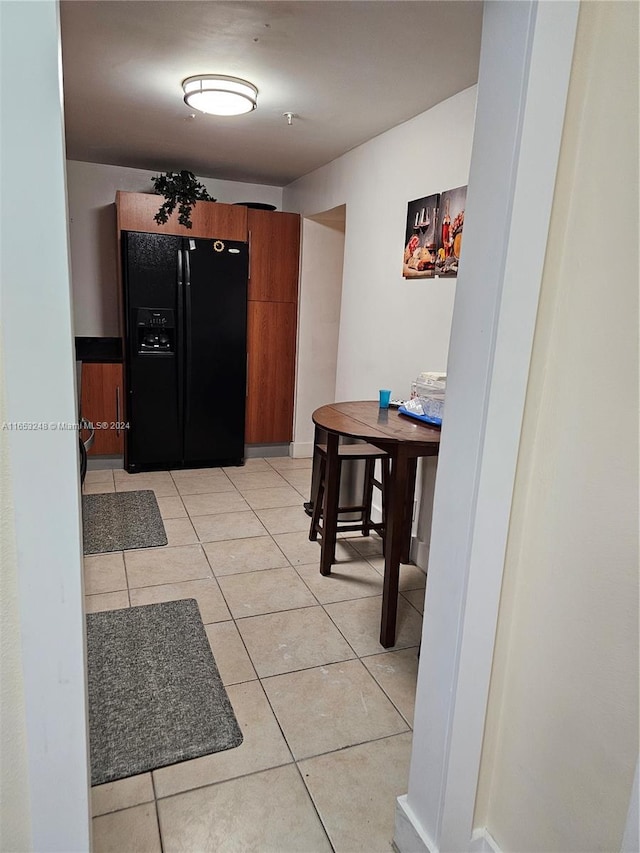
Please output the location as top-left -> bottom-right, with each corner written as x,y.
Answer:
246,209 -> 300,444
246,302 -> 298,444
81,362 -> 124,455
115,192 -> 300,447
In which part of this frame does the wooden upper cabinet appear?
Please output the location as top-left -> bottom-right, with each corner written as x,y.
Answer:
248,209 -> 300,303
116,191 -> 248,241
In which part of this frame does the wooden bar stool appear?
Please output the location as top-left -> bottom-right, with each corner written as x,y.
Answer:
309,435 -> 390,575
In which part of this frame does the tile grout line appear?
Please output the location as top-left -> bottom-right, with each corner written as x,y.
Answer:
149,772 -> 165,853
291,760 -> 337,853
153,759 -> 296,805
124,555 -> 132,607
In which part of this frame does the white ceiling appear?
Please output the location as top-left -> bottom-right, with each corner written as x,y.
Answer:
60,1 -> 483,187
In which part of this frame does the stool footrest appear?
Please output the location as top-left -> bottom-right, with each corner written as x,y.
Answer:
335,522 -> 384,534
317,443 -> 386,460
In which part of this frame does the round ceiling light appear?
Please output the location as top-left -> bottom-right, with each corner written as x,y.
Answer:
182,75 -> 258,116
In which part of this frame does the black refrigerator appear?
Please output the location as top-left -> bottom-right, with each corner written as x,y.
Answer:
122,231 -> 248,472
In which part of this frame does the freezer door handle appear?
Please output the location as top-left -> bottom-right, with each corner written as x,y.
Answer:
115,386 -> 121,436
184,248 -> 193,426
176,249 -> 185,438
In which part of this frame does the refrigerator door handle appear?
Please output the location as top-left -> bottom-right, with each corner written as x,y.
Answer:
115,386 -> 121,436
184,247 -> 193,426
176,248 -> 185,437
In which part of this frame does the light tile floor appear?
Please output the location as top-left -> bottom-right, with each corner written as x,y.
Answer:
83,458 -> 425,852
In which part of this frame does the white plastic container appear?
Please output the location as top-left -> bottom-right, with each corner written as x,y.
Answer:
411,372 -> 447,396
409,372 -> 446,421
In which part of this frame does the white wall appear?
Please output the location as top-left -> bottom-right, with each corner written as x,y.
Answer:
293,208 -> 345,453
283,86 -> 476,404
1,2 -> 91,850
475,3 -> 639,850
66,160 -> 284,336
284,87 -> 476,556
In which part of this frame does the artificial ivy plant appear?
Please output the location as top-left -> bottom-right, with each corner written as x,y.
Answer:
151,170 -> 216,229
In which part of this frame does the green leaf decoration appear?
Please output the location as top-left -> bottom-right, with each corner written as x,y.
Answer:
151,170 -> 215,229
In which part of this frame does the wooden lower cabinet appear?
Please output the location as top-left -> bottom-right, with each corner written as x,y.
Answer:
81,363 -> 125,456
246,302 -> 297,444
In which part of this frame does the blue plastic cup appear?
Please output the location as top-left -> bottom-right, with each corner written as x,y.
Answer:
379,389 -> 392,409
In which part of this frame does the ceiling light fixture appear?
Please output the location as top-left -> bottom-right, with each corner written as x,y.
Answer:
182,75 -> 258,117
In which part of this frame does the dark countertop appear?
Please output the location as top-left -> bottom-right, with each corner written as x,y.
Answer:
75,337 -> 123,363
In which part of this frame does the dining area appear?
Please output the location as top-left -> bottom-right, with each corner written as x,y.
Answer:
306,399 -> 441,648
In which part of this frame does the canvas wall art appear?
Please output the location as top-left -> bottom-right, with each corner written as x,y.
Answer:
402,193 -> 440,278
402,185 -> 467,279
434,185 -> 467,277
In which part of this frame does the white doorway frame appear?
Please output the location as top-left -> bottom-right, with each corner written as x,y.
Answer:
394,3 -> 580,851
1,1 -> 91,849
291,206 -> 347,458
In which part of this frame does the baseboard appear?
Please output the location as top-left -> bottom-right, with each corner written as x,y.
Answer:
87,456 -> 123,471
410,536 -> 430,572
245,443 -> 291,458
289,441 -> 314,458
469,828 -> 502,853
394,795 -> 436,853
394,802 -> 501,853
89,447 -> 292,469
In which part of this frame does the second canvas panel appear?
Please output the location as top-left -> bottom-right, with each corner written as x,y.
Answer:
435,185 -> 467,277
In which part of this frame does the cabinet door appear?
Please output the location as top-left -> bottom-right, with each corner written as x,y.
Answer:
246,302 -> 297,444
116,192 -> 248,241
248,210 -> 300,302
81,363 -> 124,455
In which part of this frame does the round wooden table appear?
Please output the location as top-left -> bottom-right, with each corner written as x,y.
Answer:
311,401 -> 441,647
